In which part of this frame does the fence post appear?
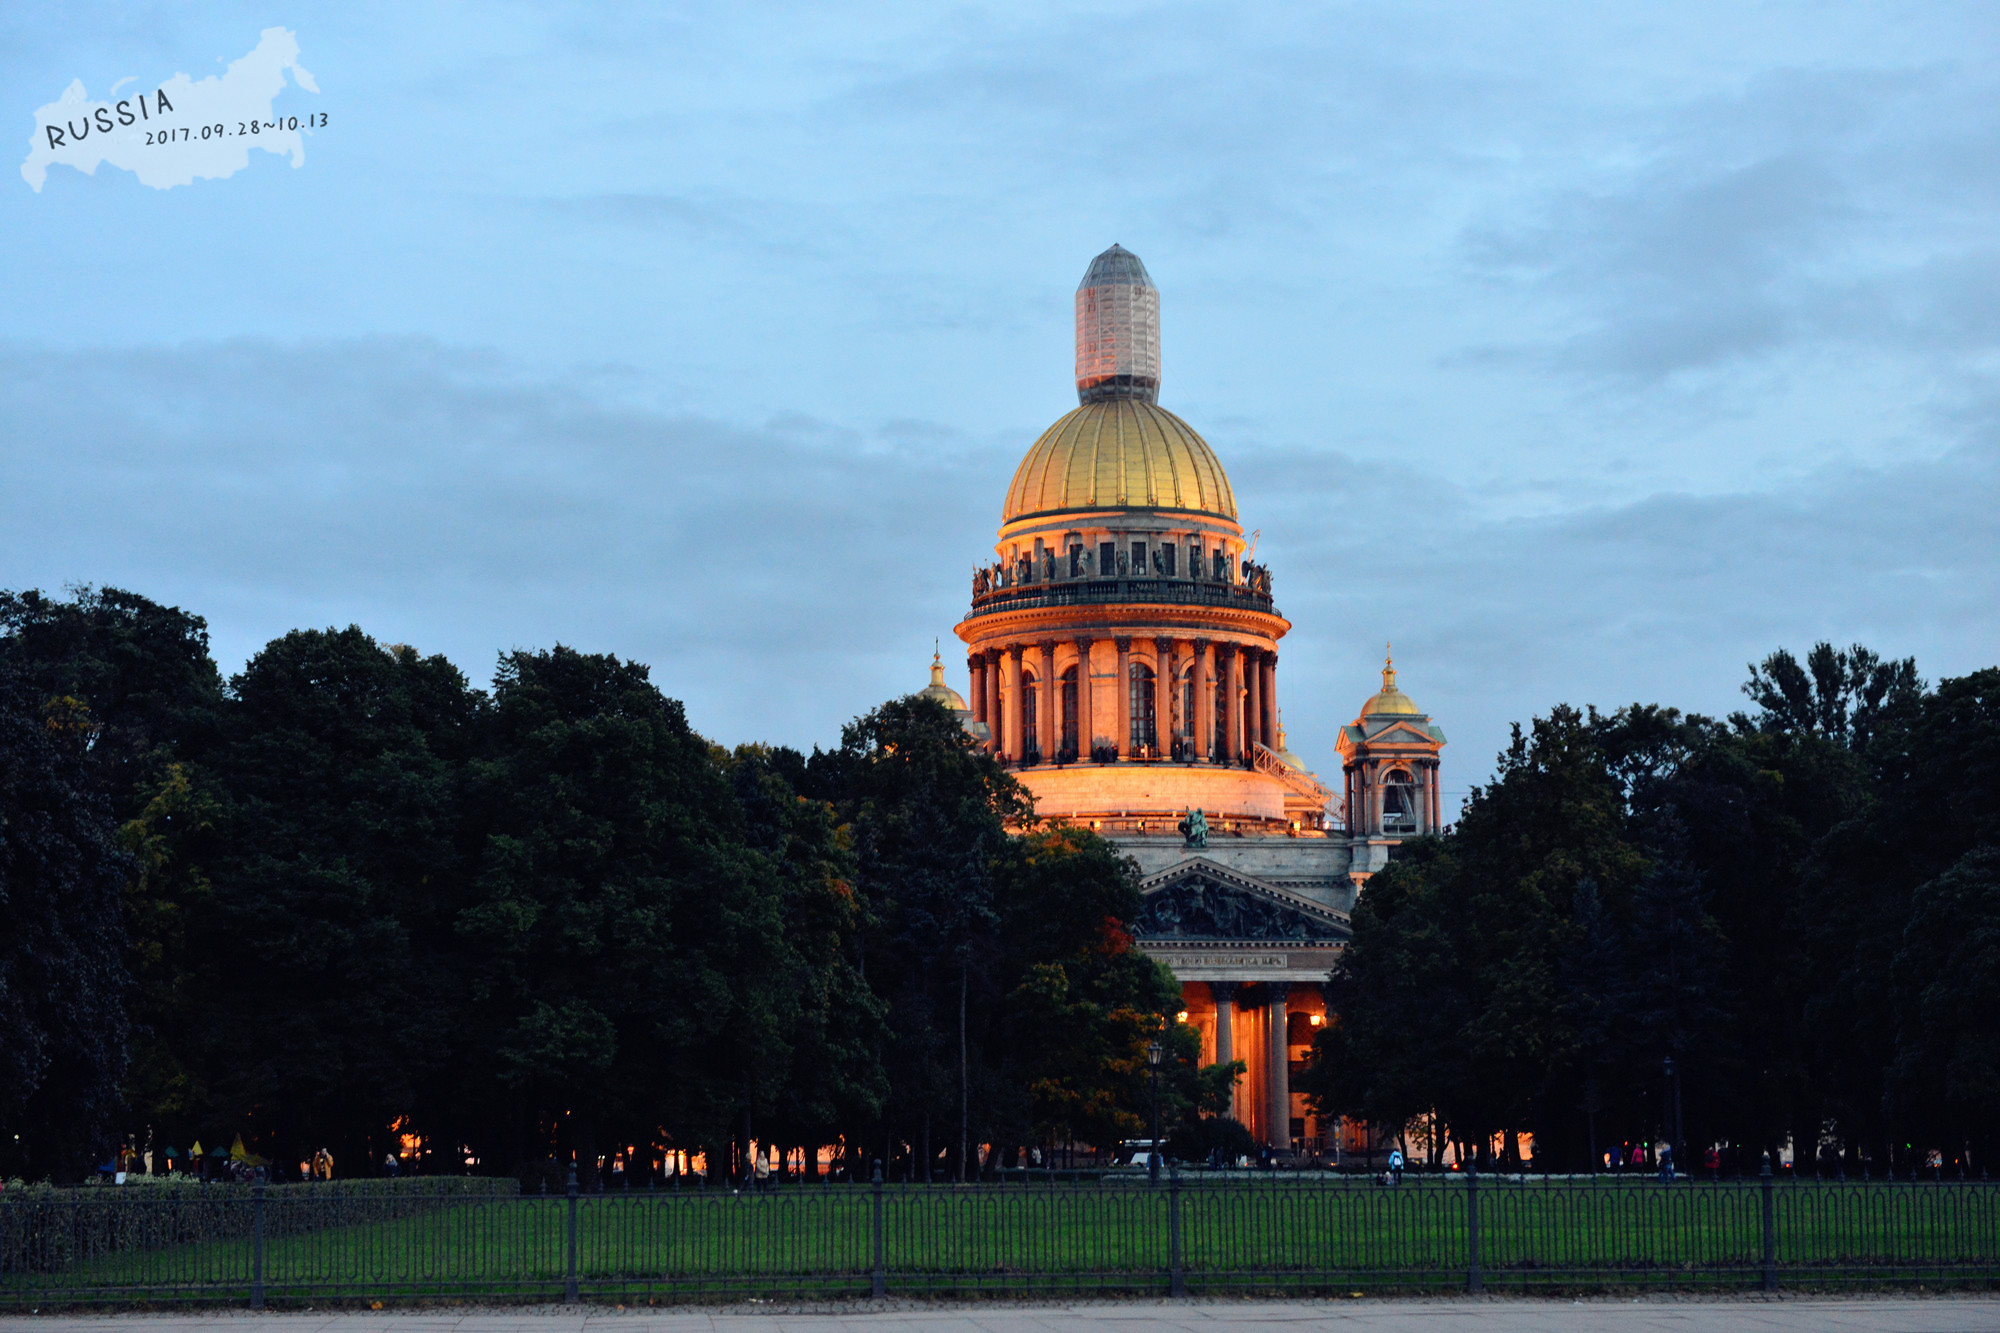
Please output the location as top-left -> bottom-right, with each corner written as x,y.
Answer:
1465,1158 -> 1482,1294
870,1160 -> 886,1299
1759,1153 -> 1777,1292
250,1181 -> 266,1311
1168,1165 -> 1186,1297
565,1162 -> 580,1305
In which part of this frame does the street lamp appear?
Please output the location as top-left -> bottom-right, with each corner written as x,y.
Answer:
1662,1056 -> 1684,1178
1147,1039 -> 1164,1185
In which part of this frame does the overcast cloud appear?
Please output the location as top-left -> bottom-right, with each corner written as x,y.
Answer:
2,2 -> 1995,808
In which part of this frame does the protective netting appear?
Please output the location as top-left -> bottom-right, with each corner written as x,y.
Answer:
1075,244 -> 1160,403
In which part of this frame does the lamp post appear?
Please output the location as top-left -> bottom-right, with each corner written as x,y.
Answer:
1147,1040 -> 1164,1185
1663,1056 -> 1684,1178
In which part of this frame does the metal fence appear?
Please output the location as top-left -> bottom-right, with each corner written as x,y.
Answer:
5,1165 -> 1998,1307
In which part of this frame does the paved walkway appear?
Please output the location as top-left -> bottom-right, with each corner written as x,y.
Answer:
8,1300 -> 2000,1333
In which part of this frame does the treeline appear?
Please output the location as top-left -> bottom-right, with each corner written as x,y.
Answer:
1304,645 -> 2000,1174
0,587 -> 1200,1183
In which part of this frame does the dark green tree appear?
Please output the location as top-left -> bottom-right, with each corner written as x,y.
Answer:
187,627 -> 481,1170
805,693 -> 1028,1178
0,671 -> 133,1180
0,587 -> 223,817
992,824 -> 1193,1156
457,646 -> 807,1182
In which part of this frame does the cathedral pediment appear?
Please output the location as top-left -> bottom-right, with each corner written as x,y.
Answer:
1134,857 -> 1350,944
1364,721 -> 1439,744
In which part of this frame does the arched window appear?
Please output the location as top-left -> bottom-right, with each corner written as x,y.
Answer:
1382,768 -> 1418,833
1022,671 -> 1040,762
1129,662 -> 1156,757
1060,665 -> 1079,760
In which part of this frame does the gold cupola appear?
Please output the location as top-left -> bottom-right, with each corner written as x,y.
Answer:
1361,647 -> 1422,717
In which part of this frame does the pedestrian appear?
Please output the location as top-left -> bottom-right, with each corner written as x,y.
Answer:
1704,1144 -> 1720,1180
382,1150 -> 399,1178
1658,1143 -> 1674,1183
1388,1147 -> 1404,1184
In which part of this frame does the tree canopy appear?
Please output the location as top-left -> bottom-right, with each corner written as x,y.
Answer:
1300,646 -> 2000,1174
0,587 -> 1189,1182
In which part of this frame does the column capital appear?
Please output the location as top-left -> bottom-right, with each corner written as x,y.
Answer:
1264,981 -> 1291,1001
1114,635 -> 1132,652
1009,643 -> 1025,661
1209,981 -> 1241,1003
1039,639 -> 1057,656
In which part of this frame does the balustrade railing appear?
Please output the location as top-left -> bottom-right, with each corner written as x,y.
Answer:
966,577 -> 1276,619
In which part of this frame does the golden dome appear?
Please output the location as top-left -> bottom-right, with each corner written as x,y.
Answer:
1362,647 -> 1422,716
1002,399 -> 1236,525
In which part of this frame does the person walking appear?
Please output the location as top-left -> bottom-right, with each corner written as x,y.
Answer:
1388,1147 -> 1404,1184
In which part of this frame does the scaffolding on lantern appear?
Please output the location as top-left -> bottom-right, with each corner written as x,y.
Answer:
1076,244 -> 1160,404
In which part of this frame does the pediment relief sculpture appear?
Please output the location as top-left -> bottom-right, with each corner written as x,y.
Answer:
1135,875 -> 1347,943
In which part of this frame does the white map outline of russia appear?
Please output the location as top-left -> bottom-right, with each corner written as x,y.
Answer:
21,27 -> 318,192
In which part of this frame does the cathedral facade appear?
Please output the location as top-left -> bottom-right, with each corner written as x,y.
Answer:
938,246 -> 1448,1156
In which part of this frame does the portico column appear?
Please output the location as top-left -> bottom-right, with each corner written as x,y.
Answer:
1266,982 -> 1291,1150
984,652 -> 1001,753
1003,646 -> 1024,762
1216,640 -> 1232,756
1210,981 -> 1240,1121
1193,640 -> 1213,762
1245,649 -> 1263,757
1114,637 -> 1132,759
1262,653 -> 1278,748
968,657 -> 985,728
1038,641 -> 1058,760
1152,638 -> 1173,759
1074,638 -> 1094,760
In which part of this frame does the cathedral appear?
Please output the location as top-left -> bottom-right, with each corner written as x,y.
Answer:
927,245 -> 1447,1157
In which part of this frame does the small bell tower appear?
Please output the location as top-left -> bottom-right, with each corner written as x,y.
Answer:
1336,647 -> 1446,882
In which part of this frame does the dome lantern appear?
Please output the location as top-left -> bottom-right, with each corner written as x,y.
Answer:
1075,244 -> 1160,405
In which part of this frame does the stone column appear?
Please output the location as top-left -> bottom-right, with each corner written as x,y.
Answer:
1210,981 -> 1240,1121
984,652 -> 1001,752
1114,637 -> 1132,759
1152,638 -> 1173,759
1262,653 -> 1278,749
1193,640 -> 1212,762
1266,982 -> 1291,1150
968,656 -> 986,728
1216,644 -> 1232,756
1003,646 -> 1024,762
1245,648 -> 1263,758
1038,641 -> 1058,760
1074,638 -> 1094,760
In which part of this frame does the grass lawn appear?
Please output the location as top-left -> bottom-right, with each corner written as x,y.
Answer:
7,1177 -> 1999,1305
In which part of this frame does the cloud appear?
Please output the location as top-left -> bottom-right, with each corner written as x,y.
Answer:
2,336 -> 1992,810
1458,62 -> 2000,385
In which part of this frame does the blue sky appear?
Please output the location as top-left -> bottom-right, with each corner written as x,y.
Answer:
4,2 -> 1996,807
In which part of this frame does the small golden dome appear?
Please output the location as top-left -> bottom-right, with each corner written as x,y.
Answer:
1002,399 -> 1236,525
1361,646 -> 1421,716
920,647 -> 970,713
